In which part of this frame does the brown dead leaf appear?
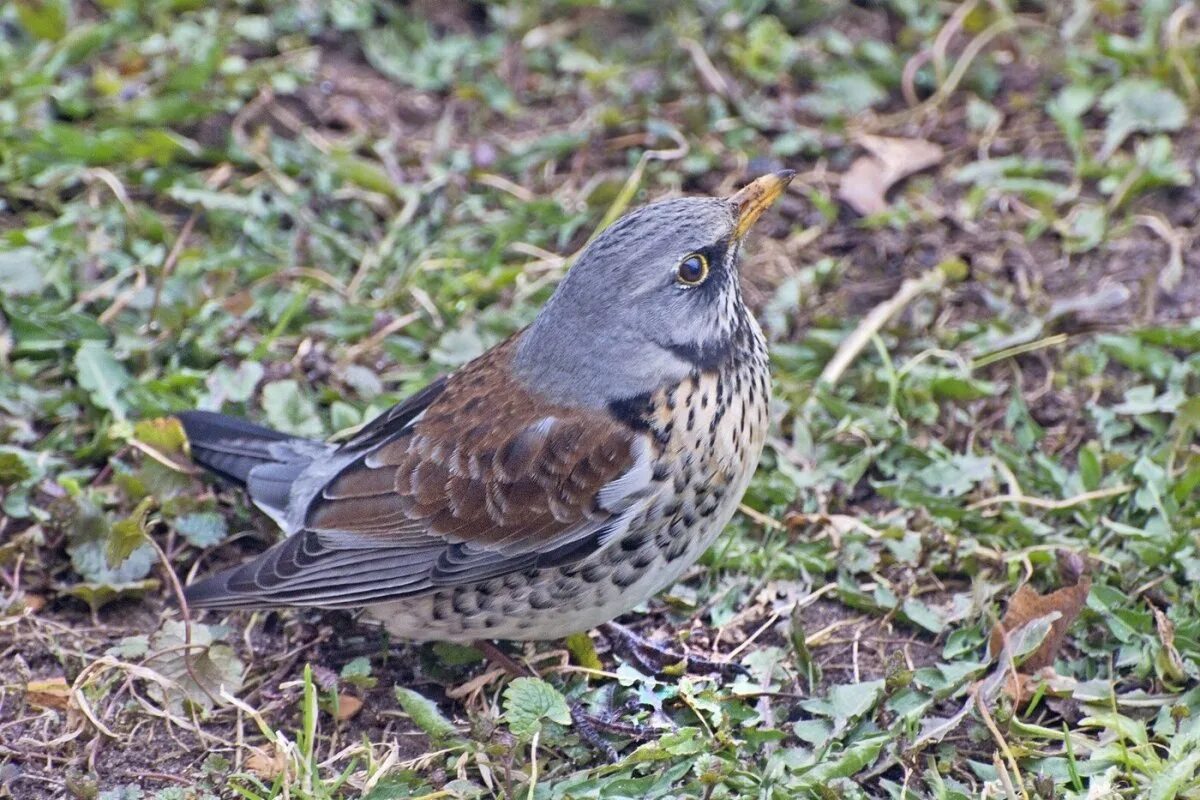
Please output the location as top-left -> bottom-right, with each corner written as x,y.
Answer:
1151,604 -> 1187,684
222,290 -> 254,315
988,576 -> 1092,673
21,593 -> 47,613
26,677 -> 71,711
837,135 -> 944,216
245,747 -> 287,780
335,693 -> 363,721
1056,549 -> 1088,585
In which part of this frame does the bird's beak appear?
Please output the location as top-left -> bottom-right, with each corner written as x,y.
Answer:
730,170 -> 795,240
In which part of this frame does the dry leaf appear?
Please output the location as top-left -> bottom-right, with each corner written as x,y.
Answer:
1151,604 -> 1187,684
26,676 -> 71,710
245,747 -> 287,780
988,577 -> 1091,672
335,693 -> 363,721
838,135 -> 944,216
1056,549 -> 1088,585
222,291 -> 254,315
21,593 -> 47,613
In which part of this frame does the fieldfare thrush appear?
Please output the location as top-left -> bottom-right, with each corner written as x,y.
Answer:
176,171 -> 794,667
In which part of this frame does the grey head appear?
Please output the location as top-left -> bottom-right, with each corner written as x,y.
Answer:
514,171 -> 794,406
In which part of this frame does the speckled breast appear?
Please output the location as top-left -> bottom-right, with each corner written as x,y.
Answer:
369,324 -> 770,642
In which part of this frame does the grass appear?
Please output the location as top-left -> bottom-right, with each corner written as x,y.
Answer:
1,0 -> 1199,797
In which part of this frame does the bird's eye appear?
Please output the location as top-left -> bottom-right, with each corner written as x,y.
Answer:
676,253 -> 709,286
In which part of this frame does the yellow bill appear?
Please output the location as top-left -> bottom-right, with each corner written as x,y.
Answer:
730,170 -> 795,240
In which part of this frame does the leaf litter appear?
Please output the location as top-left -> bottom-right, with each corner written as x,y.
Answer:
2,1 -> 1200,798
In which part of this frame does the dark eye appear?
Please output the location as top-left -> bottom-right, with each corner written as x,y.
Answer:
676,253 -> 709,286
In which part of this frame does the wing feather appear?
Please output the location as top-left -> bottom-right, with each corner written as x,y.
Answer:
185,337 -> 661,610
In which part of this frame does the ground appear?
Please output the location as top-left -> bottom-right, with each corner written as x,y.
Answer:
1,1 -> 1199,798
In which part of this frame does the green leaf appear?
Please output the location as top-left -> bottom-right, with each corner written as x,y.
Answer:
1148,750 -> 1200,800
789,603 -> 821,692
1099,79 -> 1188,158
67,496 -> 155,587
0,451 -> 33,486
432,642 -> 484,666
1081,711 -> 1150,746
1009,614 -> 1058,664
800,679 -> 885,737
205,361 -> 264,405
63,579 -> 160,613
3,304 -> 108,352
726,15 -> 800,85
147,620 -> 245,713
502,677 -> 571,739
928,373 -> 996,402
74,340 -> 132,420
798,734 -> 889,785
107,634 -> 150,660
0,248 -> 46,296
107,497 -> 154,568
134,418 -> 188,455
16,0 -> 69,41
565,632 -> 602,671
1079,449 -> 1103,494
394,686 -> 459,740
1055,202 -> 1107,253
799,72 -> 886,118
261,380 -> 324,438
174,512 -> 228,548
34,123 -> 193,166
341,656 -> 377,690
330,400 -> 361,432
916,454 -> 994,497
901,598 -> 949,634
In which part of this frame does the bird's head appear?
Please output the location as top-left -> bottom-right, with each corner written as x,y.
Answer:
515,171 -> 794,406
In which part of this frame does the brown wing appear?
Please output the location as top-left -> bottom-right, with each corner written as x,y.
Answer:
185,338 -> 656,609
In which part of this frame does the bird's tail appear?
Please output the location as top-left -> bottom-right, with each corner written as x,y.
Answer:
175,409 -> 334,528
176,410 -> 341,610
175,410 -> 295,487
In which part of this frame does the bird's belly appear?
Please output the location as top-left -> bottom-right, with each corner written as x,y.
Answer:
369,359 -> 770,643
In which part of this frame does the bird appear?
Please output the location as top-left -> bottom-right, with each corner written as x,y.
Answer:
175,171 -> 793,670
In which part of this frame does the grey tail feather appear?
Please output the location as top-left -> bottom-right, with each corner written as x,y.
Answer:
182,567 -> 243,609
184,566 -> 286,610
175,410 -> 296,488
177,408 -> 325,526
176,410 -> 300,610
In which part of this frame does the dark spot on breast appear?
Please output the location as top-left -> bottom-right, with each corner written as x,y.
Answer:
613,564 -> 640,587
665,536 -> 692,561
451,591 -> 474,614
581,564 -> 606,583
621,530 -> 648,551
631,548 -> 656,569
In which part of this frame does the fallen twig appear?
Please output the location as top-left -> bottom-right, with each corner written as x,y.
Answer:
814,262 -> 961,393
